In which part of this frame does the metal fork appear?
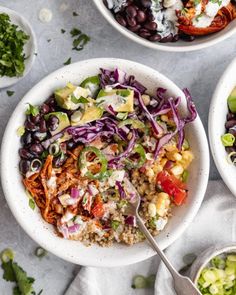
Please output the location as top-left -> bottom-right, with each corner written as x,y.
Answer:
125,179 -> 202,295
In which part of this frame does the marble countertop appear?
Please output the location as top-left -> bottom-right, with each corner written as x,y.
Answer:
0,0 -> 235,294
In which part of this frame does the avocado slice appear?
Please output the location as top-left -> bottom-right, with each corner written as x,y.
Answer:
80,75 -> 100,98
54,83 -> 90,110
96,88 -> 134,112
71,106 -> 103,126
45,112 -> 70,135
228,87 -> 236,113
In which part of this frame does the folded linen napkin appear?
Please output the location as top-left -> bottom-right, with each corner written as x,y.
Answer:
65,181 -> 235,295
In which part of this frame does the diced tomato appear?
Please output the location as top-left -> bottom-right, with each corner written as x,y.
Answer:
156,171 -> 187,206
91,196 -> 104,218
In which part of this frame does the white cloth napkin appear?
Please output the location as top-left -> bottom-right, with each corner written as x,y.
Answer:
155,180 -> 236,294
65,181 -> 236,295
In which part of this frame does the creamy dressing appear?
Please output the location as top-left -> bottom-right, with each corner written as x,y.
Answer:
107,0 -> 127,12
96,94 -> 127,111
151,0 -> 183,37
192,0 -> 230,28
155,217 -> 168,231
107,170 -> 125,187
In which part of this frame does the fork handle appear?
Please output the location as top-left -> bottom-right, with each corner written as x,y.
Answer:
136,215 -> 179,278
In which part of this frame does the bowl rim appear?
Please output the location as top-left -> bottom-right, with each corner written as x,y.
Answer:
0,6 -> 37,89
1,58 -> 210,266
189,243 -> 236,284
208,57 -> 236,197
92,0 -> 236,52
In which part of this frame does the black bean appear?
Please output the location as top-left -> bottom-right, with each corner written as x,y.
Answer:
225,120 -> 236,129
139,28 -> 152,38
45,96 -> 56,107
19,160 -> 30,175
227,112 -> 235,120
115,14 -> 127,27
144,21 -> 157,31
126,15 -> 137,27
140,0 -> 152,8
67,140 -> 77,150
30,143 -> 44,155
53,155 -> 67,168
128,24 -> 141,32
126,5 -> 137,18
47,115 -> 59,132
25,120 -> 38,131
149,34 -> 161,42
226,147 -> 236,153
39,119 -> 47,133
19,148 -> 33,159
21,132 -> 32,146
136,10 -> 147,23
160,34 -> 173,43
29,114 -> 41,124
40,103 -> 50,114
179,33 -> 195,42
33,131 -> 47,141
172,34 -> 179,42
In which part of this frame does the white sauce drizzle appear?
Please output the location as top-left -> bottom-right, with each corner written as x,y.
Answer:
107,0 -> 127,12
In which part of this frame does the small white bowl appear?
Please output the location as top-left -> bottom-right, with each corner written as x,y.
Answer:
189,243 -> 236,285
93,0 -> 236,52
209,58 -> 236,197
0,6 -> 37,89
1,58 -> 209,267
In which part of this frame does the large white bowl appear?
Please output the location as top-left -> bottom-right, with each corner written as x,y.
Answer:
93,0 -> 236,52
1,58 -> 209,267
209,58 -> 236,197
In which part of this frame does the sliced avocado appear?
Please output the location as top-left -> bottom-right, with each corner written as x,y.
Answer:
71,106 -> 103,126
54,83 -> 89,110
96,88 -> 134,112
45,112 -> 70,135
228,87 -> 236,113
80,75 -> 100,98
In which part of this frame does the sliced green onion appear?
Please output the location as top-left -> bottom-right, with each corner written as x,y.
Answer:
146,274 -> 156,288
49,142 -> 61,156
35,247 -> 47,258
132,275 -> 147,289
227,152 -> 236,164
16,126 -> 25,137
211,256 -> 226,269
111,220 -> 121,231
30,159 -> 42,172
1,248 -> 15,263
221,133 -> 235,147
117,199 -> 128,209
116,112 -> 128,120
29,198 -> 35,210
182,170 -> 189,183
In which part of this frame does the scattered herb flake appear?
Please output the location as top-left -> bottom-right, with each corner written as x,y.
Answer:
29,198 -> 35,210
71,95 -> 89,104
73,11 -> 78,16
16,126 -> 25,137
61,29 -> 66,34
47,39 -> 51,43
70,28 -> 81,37
63,57 -> 71,65
72,34 -> 90,51
0,13 -> 30,77
35,247 -> 47,258
25,104 -> 39,117
6,90 -> 14,97
34,53 -> 38,56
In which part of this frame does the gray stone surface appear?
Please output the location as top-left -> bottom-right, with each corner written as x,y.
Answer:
0,0 -> 234,294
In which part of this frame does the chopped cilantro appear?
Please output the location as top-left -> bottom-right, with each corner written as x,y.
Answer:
63,57 -> 71,65
111,220 -> 121,230
70,28 -> 81,37
72,34 -> 90,51
117,89 -> 130,97
47,39 -> 51,43
25,104 -> 39,117
0,13 -> 30,77
61,29 -> 66,34
6,90 -> 14,97
1,249 -> 41,294
29,198 -> 35,210
73,12 -> 78,16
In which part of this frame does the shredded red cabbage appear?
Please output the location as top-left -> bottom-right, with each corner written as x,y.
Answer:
116,181 -> 127,199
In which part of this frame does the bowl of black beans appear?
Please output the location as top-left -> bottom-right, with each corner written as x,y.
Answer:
209,57 -> 236,197
93,0 -> 236,52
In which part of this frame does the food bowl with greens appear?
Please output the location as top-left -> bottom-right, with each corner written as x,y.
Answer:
189,244 -> 236,295
209,58 -> 236,197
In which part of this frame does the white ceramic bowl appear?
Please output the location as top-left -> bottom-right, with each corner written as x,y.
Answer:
209,58 -> 236,197
0,6 -> 37,89
93,0 -> 236,52
189,243 -> 236,284
1,58 -> 209,267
